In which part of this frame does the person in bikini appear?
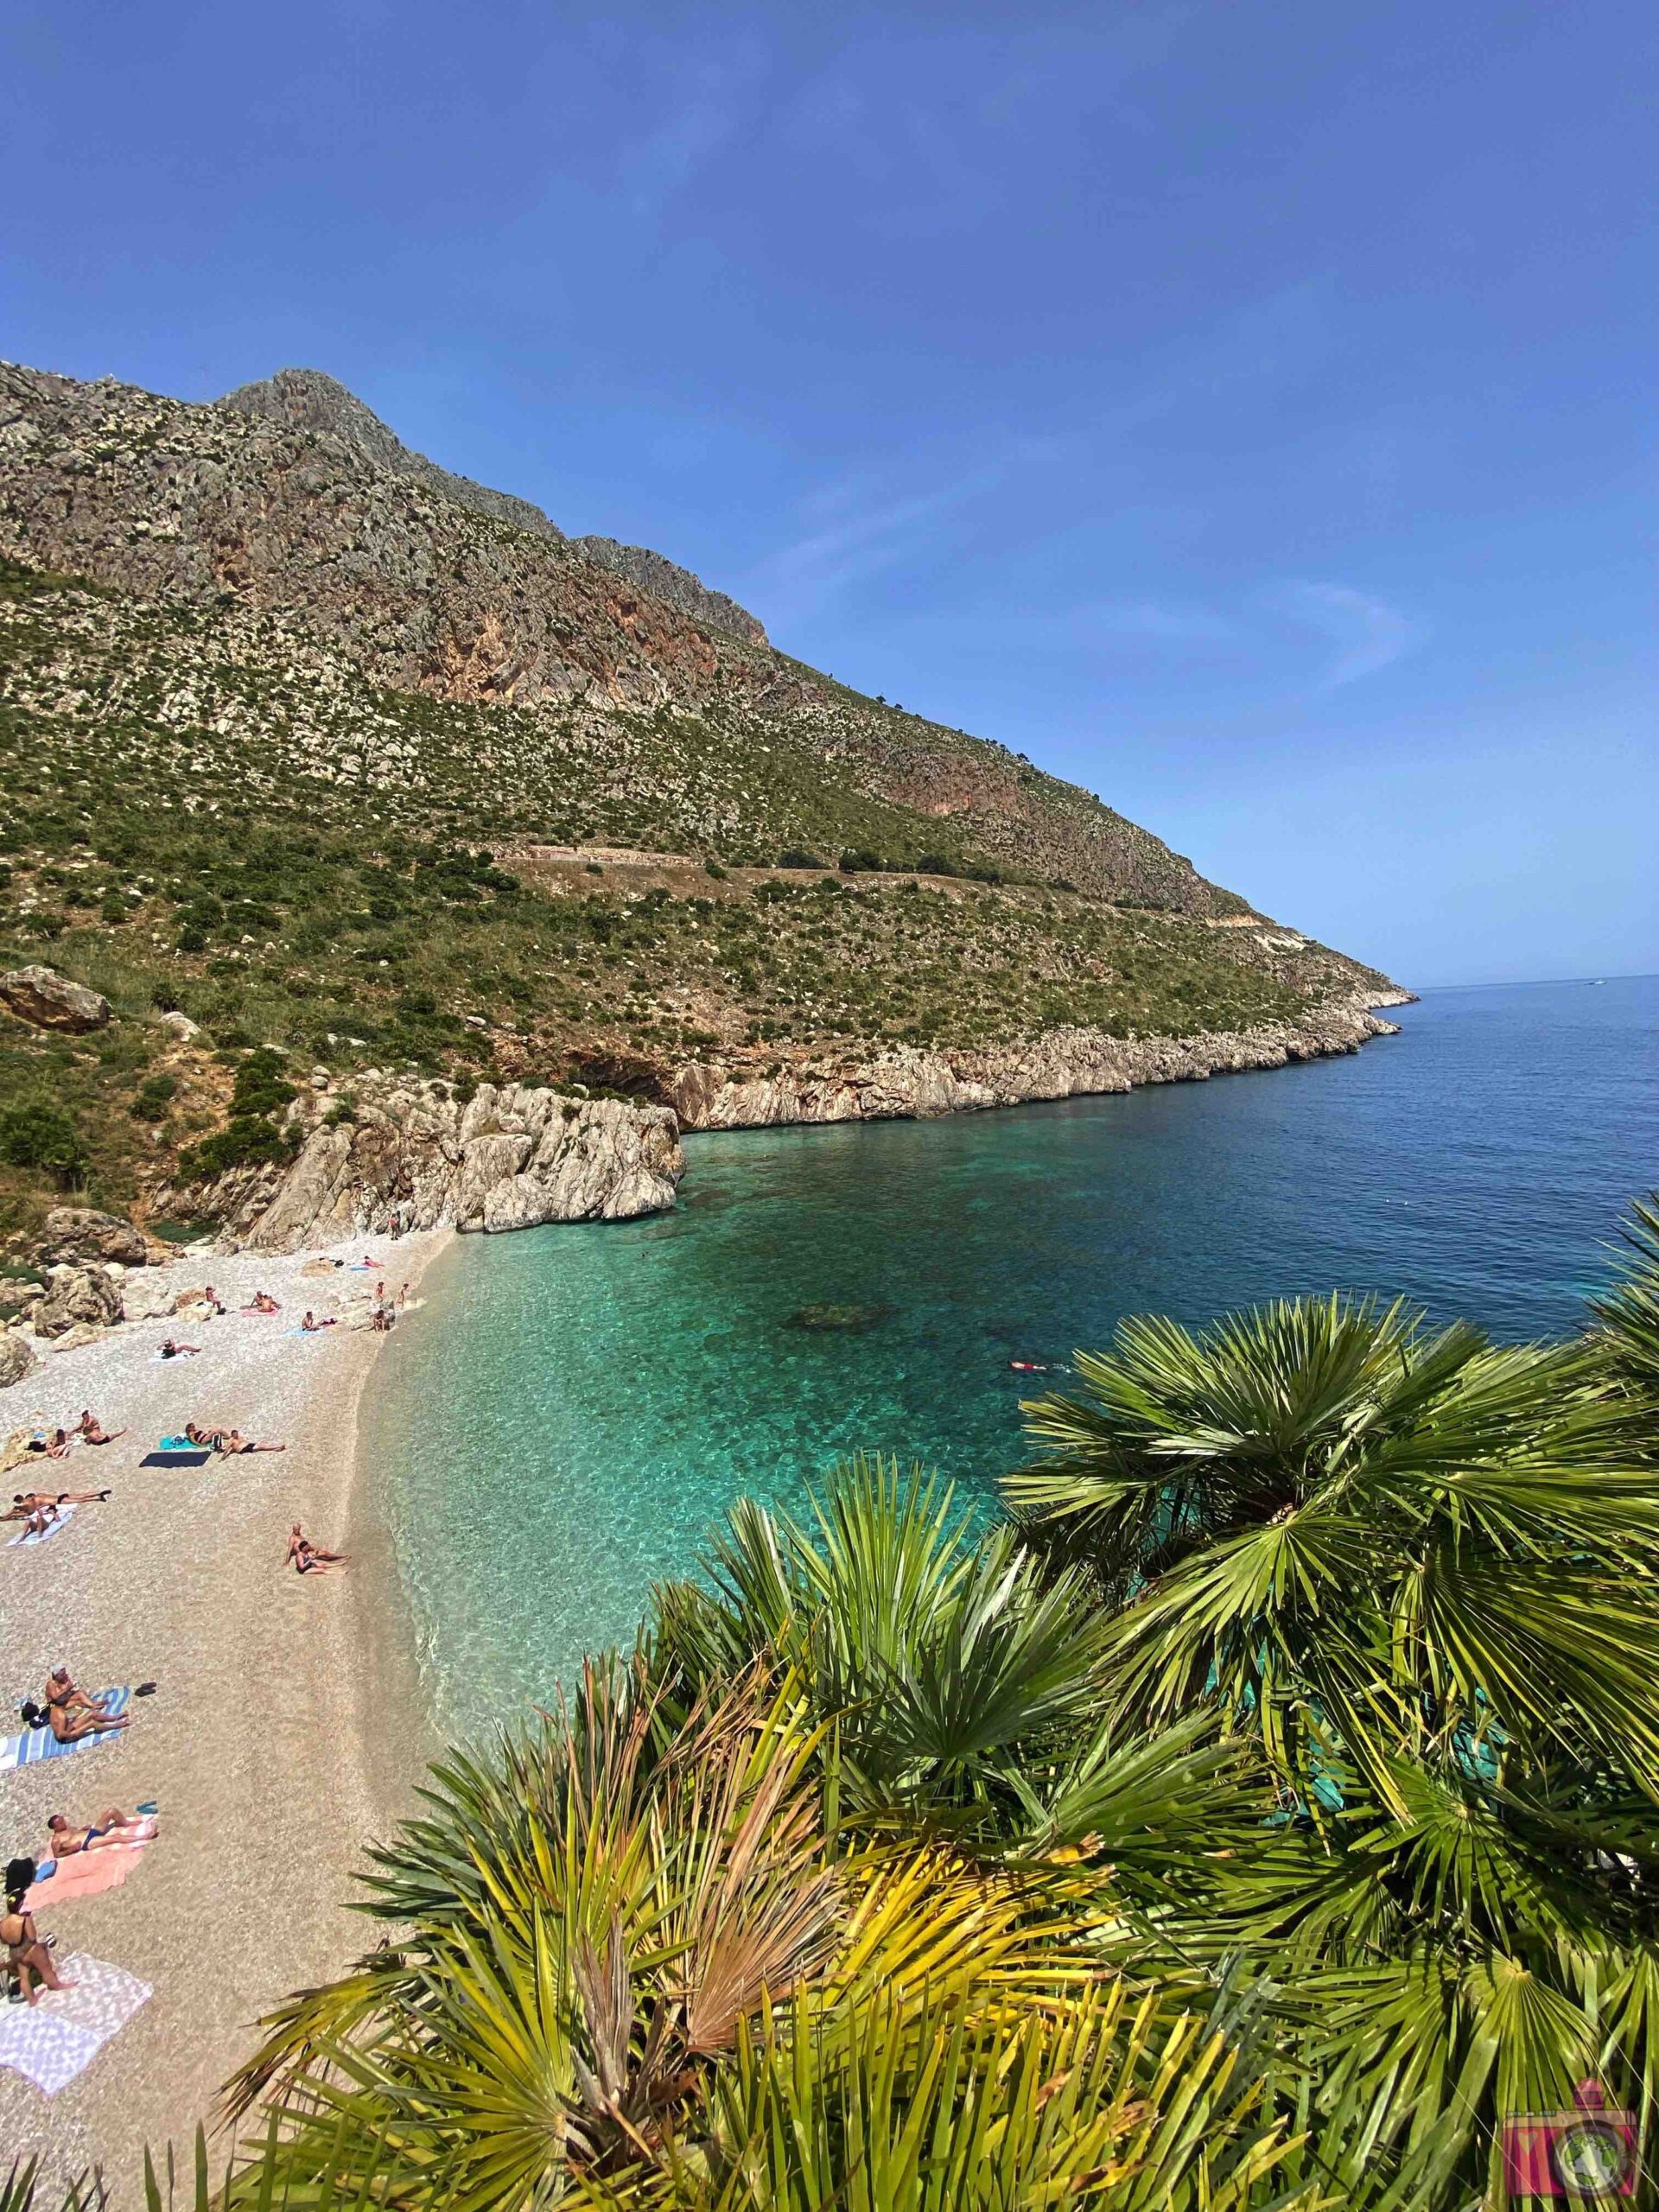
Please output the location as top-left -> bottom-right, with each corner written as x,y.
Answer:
158,1338 -> 200,1360
2,1890 -> 74,2006
42,1669 -> 130,1743
45,1808 -> 154,1859
76,1411 -> 127,1445
183,1421 -> 226,1450
286,1522 -> 348,1574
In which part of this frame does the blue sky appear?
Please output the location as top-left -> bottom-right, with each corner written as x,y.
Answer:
3,1 -> 1655,986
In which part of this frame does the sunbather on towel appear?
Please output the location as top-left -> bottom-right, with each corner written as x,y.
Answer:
76,1411 -> 127,1446
25,1425 -> 72,1460
287,1522 -> 348,1573
300,1311 -> 337,1332
158,1338 -> 200,1360
183,1421 -> 226,1451
2,1895 -> 75,2005
223,1429 -> 285,1454
46,1808 -> 154,1859
248,1291 -> 281,1313
44,1669 -> 130,1742
10,1499 -> 59,1537
10,1489 -> 111,1515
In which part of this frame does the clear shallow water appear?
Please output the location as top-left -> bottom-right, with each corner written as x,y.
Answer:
365,976 -> 1658,1732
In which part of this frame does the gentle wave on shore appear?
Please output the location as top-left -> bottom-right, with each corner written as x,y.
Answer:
365,975 -> 1659,1732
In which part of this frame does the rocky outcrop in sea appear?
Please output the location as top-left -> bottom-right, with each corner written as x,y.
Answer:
161,1073 -> 685,1254
667,996 -> 1411,1128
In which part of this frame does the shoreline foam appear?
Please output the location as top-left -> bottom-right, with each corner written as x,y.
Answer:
0,1228 -> 448,2194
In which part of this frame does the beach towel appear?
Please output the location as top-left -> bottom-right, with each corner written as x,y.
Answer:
6,1503 -> 76,1548
140,1449 -> 210,1467
0,1954 -> 152,2093
24,1828 -> 157,1911
0,1688 -> 130,1772
149,1350 -> 198,1363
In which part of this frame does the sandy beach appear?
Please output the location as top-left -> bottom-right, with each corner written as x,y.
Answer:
0,1230 -> 449,2192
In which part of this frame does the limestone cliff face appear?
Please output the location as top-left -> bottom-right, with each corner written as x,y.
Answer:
667,995 -> 1412,1129
164,1075 -> 683,1254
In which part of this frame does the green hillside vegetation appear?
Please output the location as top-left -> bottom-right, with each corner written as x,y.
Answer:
0,559 -> 1382,1241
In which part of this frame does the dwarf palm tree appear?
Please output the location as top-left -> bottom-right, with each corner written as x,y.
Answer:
217,1652 -> 1308,2212
1007,1285 -> 1659,2201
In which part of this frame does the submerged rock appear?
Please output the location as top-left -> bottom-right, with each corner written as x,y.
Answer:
785,1302 -> 895,1333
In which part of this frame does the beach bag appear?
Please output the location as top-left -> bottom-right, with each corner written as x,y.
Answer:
4,1855 -> 35,1897
17,1699 -> 47,1731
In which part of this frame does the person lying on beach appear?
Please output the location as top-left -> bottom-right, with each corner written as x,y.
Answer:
11,1498 -> 59,1536
248,1291 -> 281,1314
158,1338 -> 200,1360
221,1429 -> 285,1454
300,1311 -> 338,1332
287,1522 -> 348,1573
76,1411 -> 127,1446
26,1425 -> 72,1459
46,1808 -> 154,1859
183,1421 -> 226,1450
2,1896 -> 75,2006
43,1669 -> 130,1742
9,1488 -> 111,1517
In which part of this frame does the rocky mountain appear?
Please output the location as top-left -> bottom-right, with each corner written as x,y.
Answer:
0,356 -> 1404,1250
220,368 -> 768,646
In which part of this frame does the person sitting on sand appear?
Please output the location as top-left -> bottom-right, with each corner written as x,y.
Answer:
183,1421 -> 227,1451
221,1429 -> 285,1454
300,1311 -> 337,1332
158,1338 -> 200,1360
11,1497 -> 59,1537
43,1669 -> 130,1743
46,1808 -> 154,1859
76,1411 -> 126,1446
201,1284 -> 227,1315
2,1891 -> 75,2006
286,1522 -> 348,1574
248,1291 -> 281,1314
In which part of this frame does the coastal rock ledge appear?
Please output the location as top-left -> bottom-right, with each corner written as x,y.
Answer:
169,1078 -> 685,1255
668,997 -> 1411,1128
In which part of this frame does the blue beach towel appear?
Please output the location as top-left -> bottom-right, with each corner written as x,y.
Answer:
6,1504 -> 76,1549
0,1687 -> 131,1772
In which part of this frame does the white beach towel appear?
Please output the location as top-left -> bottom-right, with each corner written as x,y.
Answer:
6,1503 -> 77,1549
0,1953 -> 152,2093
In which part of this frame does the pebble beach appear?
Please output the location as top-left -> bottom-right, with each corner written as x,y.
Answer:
0,1230 -> 449,2191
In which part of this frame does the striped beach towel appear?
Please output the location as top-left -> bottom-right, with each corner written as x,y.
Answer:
0,1687 -> 130,1771
6,1503 -> 77,1549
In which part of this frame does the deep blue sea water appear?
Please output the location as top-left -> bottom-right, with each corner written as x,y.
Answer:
364,976 -> 1658,1730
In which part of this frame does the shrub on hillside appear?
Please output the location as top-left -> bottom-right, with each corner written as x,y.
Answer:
0,1098 -> 87,1187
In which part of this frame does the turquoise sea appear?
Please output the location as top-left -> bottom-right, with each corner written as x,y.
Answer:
363,975 -> 1658,1732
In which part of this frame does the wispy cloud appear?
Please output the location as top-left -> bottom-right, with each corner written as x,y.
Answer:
746,457 -> 1015,625
1087,600 -> 1241,645
1277,582 -> 1423,689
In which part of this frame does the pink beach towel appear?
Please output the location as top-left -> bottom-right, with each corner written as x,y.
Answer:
25,1827 -> 156,1911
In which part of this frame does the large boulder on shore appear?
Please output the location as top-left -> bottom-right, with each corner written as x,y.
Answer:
0,1332 -> 36,1389
29,1262 -> 123,1338
36,1206 -> 152,1268
0,965 -> 111,1033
